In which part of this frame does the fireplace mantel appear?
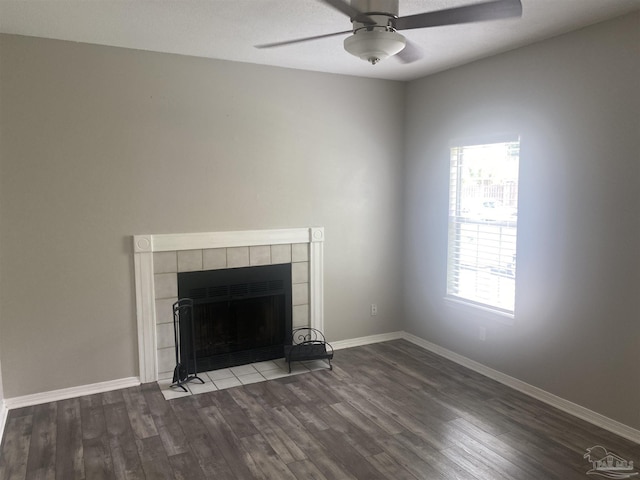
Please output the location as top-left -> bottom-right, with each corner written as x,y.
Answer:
133,227 -> 324,383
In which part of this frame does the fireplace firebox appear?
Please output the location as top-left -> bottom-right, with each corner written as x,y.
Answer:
177,263 -> 292,373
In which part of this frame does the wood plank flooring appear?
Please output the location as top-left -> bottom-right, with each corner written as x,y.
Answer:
1,339 -> 639,479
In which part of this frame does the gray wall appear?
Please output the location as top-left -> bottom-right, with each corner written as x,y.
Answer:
1,11 -> 639,433
0,35 -> 405,398
403,12 -> 640,429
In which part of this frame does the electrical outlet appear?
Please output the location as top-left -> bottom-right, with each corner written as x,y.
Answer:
370,304 -> 378,316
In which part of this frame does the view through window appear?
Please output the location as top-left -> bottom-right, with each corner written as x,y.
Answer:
446,136 -> 520,314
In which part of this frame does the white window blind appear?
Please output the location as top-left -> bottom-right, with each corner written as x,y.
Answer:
446,136 -> 520,315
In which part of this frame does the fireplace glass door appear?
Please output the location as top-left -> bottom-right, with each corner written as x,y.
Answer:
177,263 -> 292,372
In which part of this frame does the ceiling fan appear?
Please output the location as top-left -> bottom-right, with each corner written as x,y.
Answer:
256,0 -> 523,65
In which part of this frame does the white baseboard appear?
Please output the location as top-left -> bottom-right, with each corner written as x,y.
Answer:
3,377 -> 140,411
331,331 -> 404,350
401,331 -> 640,444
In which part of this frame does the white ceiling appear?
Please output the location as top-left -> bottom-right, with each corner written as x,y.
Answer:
0,0 -> 638,81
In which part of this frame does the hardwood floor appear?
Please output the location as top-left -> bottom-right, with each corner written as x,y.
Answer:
1,339 -> 638,479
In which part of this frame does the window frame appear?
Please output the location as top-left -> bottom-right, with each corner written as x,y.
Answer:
445,133 -> 521,320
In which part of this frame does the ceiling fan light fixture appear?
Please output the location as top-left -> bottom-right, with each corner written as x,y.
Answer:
343,30 -> 406,65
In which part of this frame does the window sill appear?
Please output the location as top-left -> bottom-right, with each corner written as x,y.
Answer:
444,296 -> 515,326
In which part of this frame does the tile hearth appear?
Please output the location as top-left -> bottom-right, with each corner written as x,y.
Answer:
158,358 -> 330,400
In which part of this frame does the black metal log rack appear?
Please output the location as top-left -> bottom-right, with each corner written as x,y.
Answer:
284,327 -> 334,373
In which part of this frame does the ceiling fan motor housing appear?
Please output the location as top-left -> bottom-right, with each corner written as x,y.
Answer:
344,0 -> 405,64
350,0 -> 399,18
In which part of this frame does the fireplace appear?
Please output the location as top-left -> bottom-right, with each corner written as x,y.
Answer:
132,227 -> 324,383
177,264 -> 292,372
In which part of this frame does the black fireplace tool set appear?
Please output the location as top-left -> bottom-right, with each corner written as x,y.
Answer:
171,298 -> 205,392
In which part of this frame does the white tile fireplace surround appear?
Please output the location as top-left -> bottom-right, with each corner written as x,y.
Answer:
133,227 -> 324,384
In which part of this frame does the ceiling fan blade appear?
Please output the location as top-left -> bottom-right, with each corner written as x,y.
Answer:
319,0 -> 375,24
395,0 -> 522,31
395,39 -> 423,64
255,30 -> 352,49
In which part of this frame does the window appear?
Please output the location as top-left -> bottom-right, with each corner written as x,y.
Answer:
446,135 -> 520,315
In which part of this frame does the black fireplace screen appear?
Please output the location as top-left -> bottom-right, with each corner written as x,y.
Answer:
177,263 -> 292,372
